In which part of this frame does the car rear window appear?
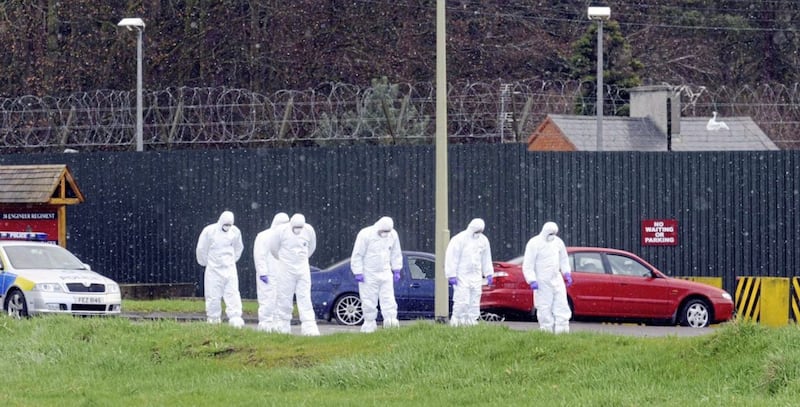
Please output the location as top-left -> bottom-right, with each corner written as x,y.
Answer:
3,245 -> 86,270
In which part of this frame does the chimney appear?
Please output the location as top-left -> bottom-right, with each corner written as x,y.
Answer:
630,85 -> 680,139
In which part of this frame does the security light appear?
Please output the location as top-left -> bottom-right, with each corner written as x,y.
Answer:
117,17 -> 146,151
117,18 -> 145,31
587,7 -> 611,20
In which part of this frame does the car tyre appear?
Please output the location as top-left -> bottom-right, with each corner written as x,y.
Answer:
679,299 -> 711,328
480,311 -> 505,322
332,293 -> 363,326
5,289 -> 29,319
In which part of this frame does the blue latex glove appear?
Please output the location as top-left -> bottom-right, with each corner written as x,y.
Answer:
564,272 -> 573,287
486,275 -> 493,286
393,270 -> 401,282
259,275 -> 269,284
354,274 -> 365,283
529,281 -> 539,290
448,277 -> 458,286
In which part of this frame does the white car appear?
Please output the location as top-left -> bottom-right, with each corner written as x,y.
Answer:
0,232 -> 121,318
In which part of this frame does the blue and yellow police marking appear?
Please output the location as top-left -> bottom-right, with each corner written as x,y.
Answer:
0,274 -> 34,293
677,276 -> 723,289
791,277 -> 800,323
735,276 -> 790,327
1,273 -> 17,293
14,276 -> 35,291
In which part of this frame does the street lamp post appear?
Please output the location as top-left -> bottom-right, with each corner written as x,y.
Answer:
434,0 -> 450,323
588,7 -> 610,151
117,18 -> 146,152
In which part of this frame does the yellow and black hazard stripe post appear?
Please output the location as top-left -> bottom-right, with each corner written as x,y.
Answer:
735,277 -> 790,327
791,277 -> 800,323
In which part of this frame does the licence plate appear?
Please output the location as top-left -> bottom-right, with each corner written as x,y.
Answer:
75,296 -> 102,304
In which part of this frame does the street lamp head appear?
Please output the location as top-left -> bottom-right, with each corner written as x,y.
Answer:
587,6 -> 611,20
118,18 -> 145,31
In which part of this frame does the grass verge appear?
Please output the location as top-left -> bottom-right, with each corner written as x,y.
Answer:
1,315 -> 799,406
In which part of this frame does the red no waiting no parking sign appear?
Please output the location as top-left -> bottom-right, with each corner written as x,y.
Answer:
641,219 -> 678,246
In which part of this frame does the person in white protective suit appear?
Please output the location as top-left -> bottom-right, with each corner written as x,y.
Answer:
350,216 -> 404,333
522,221 -> 573,334
253,212 -> 290,332
195,211 -> 246,328
268,213 -> 320,336
445,218 -> 493,327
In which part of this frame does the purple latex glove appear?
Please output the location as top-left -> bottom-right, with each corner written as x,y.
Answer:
448,277 -> 458,286
354,274 -> 365,283
486,275 -> 493,286
393,270 -> 401,282
529,281 -> 539,290
564,272 -> 573,287
259,275 -> 269,284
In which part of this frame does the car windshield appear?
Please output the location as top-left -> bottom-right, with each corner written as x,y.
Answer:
4,245 -> 86,270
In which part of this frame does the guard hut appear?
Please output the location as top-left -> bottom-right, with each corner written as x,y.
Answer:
0,164 -> 84,247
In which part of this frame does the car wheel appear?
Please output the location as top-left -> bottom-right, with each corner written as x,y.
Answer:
480,311 -> 505,322
332,293 -> 363,326
5,289 -> 29,319
679,299 -> 711,328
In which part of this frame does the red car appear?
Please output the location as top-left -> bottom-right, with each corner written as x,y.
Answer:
482,247 -> 735,328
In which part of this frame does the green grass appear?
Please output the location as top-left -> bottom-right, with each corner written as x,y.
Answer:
1,315 -> 799,406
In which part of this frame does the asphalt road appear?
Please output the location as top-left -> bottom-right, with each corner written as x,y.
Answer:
310,320 -> 720,337
122,312 -> 720,337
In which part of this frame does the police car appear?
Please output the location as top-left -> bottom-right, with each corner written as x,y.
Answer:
0,231 -> 121,318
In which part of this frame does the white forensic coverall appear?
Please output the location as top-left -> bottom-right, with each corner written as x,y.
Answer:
196,211 -> 245,328
253,212 -> 290,332
522,221 -> 572,333
445,218 -> 493,326
350,216 -> 403,333
268,213 -> 320,336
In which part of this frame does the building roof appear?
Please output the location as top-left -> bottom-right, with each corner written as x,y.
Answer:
0,164 -> 84,204
675,117 -> 778,151
540,114 -> 779,151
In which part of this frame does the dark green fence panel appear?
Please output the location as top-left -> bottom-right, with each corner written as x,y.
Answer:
2,146 -> 798,297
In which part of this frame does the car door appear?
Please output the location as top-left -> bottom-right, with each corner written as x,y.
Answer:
567,251 -> 618,317
606,253 -> 674,318
394,254 -> 437,319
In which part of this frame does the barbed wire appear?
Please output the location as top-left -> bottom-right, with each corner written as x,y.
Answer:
1,79 -> 799,152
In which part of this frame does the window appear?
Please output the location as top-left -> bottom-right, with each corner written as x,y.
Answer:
409,257 -> 435,280
571,252 -> 604,274
607,254 -> 651,277
4,245 -> 85,270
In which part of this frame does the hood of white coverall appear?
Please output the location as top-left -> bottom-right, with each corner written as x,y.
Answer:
218,211 -> 235,229
290,213 -> 306,227
467,218 -> 485,234
539,221 -> 558,237
271,212 -> 290,228
374,216 -> 394,232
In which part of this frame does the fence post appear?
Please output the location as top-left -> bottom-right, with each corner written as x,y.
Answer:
735,276 -> 790,326
791,277 -> 800,323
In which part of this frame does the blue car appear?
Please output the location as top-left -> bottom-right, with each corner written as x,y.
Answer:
310,251 -> 452,325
